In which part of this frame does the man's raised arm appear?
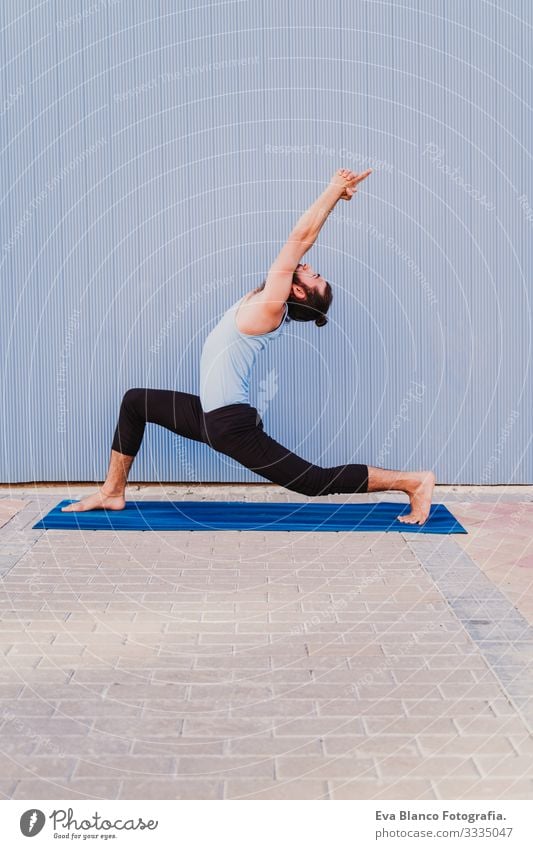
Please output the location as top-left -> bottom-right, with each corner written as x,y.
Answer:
260,168 -> 372,311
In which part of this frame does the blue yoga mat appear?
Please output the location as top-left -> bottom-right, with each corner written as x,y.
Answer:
33,500 -> 466,534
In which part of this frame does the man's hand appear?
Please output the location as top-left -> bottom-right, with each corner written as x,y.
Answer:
329,167 -> 372,201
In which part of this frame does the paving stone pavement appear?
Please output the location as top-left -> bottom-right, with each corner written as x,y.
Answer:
0,485 -> 532,800
452,502 -> 533,627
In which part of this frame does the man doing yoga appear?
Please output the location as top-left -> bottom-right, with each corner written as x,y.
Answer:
63,168 -> 435,523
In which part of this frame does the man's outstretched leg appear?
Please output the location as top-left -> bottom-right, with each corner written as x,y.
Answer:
367,466 -> 436,525
61,388 -> 206,513
204,405 -> 436,526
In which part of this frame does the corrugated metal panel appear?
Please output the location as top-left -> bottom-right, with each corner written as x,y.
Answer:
1,0 -> 531,483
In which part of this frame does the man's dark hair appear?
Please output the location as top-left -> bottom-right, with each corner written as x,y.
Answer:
254,274 -> 333,326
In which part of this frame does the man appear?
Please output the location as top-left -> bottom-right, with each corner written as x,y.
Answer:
63,168 -> 435,523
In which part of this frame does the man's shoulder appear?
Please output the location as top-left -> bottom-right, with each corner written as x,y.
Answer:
235,291 -> 287,336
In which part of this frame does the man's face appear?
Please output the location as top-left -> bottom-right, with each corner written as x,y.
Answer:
293,263 -> 327,297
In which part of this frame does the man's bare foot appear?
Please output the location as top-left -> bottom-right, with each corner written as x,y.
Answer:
61,487 -> 126,513
397,471 -> 436,525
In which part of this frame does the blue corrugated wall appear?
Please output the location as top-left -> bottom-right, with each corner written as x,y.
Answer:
1,0 -> 531,484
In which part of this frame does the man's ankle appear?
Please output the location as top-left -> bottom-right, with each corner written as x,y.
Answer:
400,474 -> 420,496
100,484 -> 124,497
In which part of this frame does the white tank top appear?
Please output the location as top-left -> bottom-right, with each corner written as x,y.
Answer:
199,295 -> 288,413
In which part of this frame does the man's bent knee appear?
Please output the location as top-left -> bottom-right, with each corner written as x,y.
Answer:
121,387 -> 145,408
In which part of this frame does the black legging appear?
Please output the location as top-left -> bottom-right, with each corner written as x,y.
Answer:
111,388 -> 368,497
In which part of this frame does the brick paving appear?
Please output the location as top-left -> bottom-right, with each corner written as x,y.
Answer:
0,485 -> 532,800
452,501 -> 533,626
